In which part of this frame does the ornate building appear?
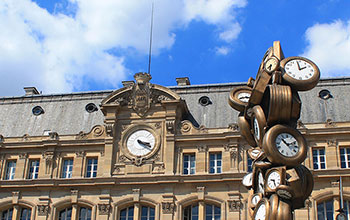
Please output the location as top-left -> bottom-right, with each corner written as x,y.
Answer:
0,74 -> 349,220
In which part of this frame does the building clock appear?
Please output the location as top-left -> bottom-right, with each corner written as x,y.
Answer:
121,124 -> 160,161
126,129 -> 155,156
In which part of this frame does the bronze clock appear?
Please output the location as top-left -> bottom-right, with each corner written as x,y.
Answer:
262,124 -> 307,167
251,105 -> 267,147
280,56 -> 320,91
228,86 -> 252,112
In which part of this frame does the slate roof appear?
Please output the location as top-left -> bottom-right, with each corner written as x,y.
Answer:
0,77 -> 349,137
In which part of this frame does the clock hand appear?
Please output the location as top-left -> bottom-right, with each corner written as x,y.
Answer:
137,139 -> 151,148
296,61 -> 301,70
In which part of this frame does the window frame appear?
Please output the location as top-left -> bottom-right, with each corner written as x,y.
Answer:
209,152 -> 222,174
340,147 -> 350,168
27,159 -> 40,179
317,199 -> 334,220
61,158 -> 74,179
4,160 -> 16,180
85,158 -> 98,178
183,154 -> 196,175
312,148 -> 326,170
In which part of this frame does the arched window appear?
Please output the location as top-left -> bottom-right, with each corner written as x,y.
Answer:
120,206 -> 134,220
183,204 -> 199,220
59,207 -> 72,220
205,204 -> 220,220
78,207 -> 92,220
183,203 -> 221,220
343,200 -> 350,220
317,200 -> 333,220
20,207 -> 32,220
141,206 -> 155,220
1,208 -> 13,220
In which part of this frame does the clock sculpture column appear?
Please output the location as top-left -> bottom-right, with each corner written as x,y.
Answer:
229,41 -> 320,220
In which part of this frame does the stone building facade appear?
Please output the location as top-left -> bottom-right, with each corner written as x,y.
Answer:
0,74 -> 349,220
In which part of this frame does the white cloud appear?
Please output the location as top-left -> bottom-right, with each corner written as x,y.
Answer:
0,0 -> 246,96
215,46 -> 230,55
302,20 -> 350,77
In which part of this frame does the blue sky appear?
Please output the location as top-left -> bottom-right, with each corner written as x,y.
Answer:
0,0 -> 350,96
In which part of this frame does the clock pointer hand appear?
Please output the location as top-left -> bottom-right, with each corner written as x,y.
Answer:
296,61 -> 301,70
137,139 -> 151,148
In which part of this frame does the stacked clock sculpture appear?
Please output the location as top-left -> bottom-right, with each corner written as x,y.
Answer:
229,41 -> 320,220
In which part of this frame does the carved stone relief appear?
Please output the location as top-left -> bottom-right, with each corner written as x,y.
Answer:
228,200 -> 242,212
42,151 -> 55,175
98,204 -> 111,215
38,205 -> 50,216
162,202 -> 175,214
197,145 -> 208,152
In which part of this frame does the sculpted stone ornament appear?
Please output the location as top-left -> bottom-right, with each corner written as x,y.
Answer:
38,205 -> 50,216
131,72 -> 152,117
228,200 -> 242,212
98,204 -> 111,215
162,202 -> 175,214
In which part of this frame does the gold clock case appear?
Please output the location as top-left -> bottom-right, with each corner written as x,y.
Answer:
262,124 -> 307,167
237,114 -> 256,147
276,199 -> 292,220
261,84 -> 292,126
272,41 -> 285,61
228,86 -> 252,112
254,160 -> 271,169
248,192 -> 263,209
269,194 -> 279,220
251,105 -> 267,147
249,70 -> 272,105
280,56 -> 320,91
248,148 -> 266,161
276,184 -> 295,200
252,167 -> 266,195
253,198 -> 271,220
290,165 -> 314,209
264,56 -> 280,73
121,124 -> 161,160
265,166 -> 286,194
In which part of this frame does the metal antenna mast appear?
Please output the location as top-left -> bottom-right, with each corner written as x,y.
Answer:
147,1 -> 154,75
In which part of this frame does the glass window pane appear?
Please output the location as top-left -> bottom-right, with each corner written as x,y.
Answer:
317,203 -> 325,220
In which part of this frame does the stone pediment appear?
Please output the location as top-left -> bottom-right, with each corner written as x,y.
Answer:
101,73 -> 187,118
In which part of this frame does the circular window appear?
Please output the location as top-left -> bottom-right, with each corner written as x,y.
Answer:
85,103 -> 98,113
198,96 -> 212,106
319,89 -> 332,100
32,106 -> 44,116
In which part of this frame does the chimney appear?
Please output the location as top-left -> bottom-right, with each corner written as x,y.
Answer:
24,87 -> 40,96
176,77 -> 191,86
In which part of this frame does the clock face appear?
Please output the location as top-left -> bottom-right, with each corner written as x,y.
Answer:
275,133 -> 299,157
252,194 -> 261,206
255,203 -> 266,220
284,59 -> 315,80
264,57 -> 279,73
267,171 -> 281,190
242,172 -> 253,187
126,129 -> 155,156
229,86 -> 252,112
257,171 -> 265,194
253,118 -> 260,141
237,92 -> 251,103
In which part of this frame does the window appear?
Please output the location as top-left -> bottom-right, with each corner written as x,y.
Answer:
141,206 -> 155,220
20,208 -> 31,220
184,204 -> 199,220
1,208 -> 13,220
59,207 -> 72,220
5,161 -> 16,180
79,207 -> 92,220
205,204 -> 220,220
209,153 -> 222,174
247,156 -> 253,172
86,158 -> 98,178
28,160 -> 40,179
120,206 -> 134,220
183,154 -> 195,175
61,159 -> 73,178
317,200 -> 333,220
312,149 -> 326,170
340,147 -> 350,168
